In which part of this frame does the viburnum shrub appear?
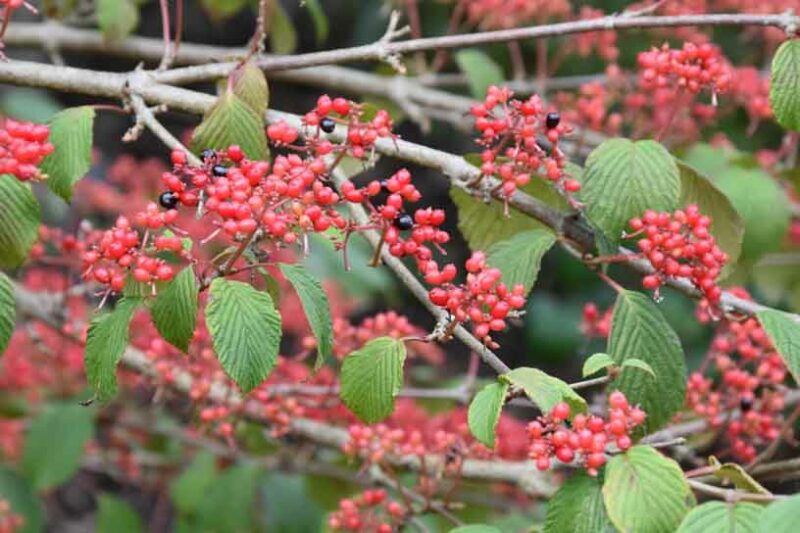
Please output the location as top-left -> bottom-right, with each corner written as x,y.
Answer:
0,1 -> 799,532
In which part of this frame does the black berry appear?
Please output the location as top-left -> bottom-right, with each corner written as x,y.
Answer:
740,396 -> 753,412
158,191 -> 179,209
320,117 -> 336,133
394,213 -> 414,230
200,149 -> 216,162
380,179 -> 389,193
545,111 -> 561,130
212,165 -> 228,177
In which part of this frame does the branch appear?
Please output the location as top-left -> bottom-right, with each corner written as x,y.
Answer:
198,13 -> 800,71
686,479 -> 787,503
0,59 -> 795,326
328,163 -> 512,376
11,282 -> 553,493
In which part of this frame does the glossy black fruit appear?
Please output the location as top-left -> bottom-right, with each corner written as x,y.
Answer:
545,111 -> 561,130
212,165 -> 228,177
320,117 -> 336,133
158,191 -> 179,209
394,213 -> 414,230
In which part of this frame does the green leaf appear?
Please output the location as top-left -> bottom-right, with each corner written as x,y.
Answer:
340,337 -> 406,423
0,88 -> 62,124
96,494 -> 144,533
0,272 -> 15,355
303,0 -> 329,43
206,279 -> 282,393
260,473 -> 325,533
85,298 -> 139,401
39,106 -> 95,202
545,473 -> 613,533
455,49 -> 504,99
621,358 -> 656,378
192,91 -> 268,161
582,139 -> 680,244
170,451 -> 218,516
0,467 -> 44,533
230,62 -> 269,117
755,309 -> 800,385
485,229 -> 556,295
769,39 -> 800,131
278,263 -> 333,370
582,352 -> 614,377
677,501 -> 762,533
196,465 -> 261,533
502,367 -> 587,415
0,174 -> 40,268
467,381 -> 509,448
269,2 -> 298,55
449,526 -> 501,533
677,161 -> 744,275
708,457 -> 770,494
22,403 -> 94,491
607,290 -> 687,431
713,167 -> 790,264
603,445 -> 693,533
151,267 -> 198,353
97,0 -> 139,40
450,178 -> 563,251
759,493 -> 800,533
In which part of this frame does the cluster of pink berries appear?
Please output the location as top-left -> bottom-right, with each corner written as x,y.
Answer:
527,392 -> 646,476
628,204 -> 727,305
638,42 -> 733,95
570,7 -> 619,62
328,489 -> 405,532
164,146 -> 353,244
0,118 -> 53,181
580,302 -> 612,339
470,86 -> 579,202
465,0 -> 570,30
81,216 -> 176,292
0,499 -> 24,533
307,311 -> 444,364
429,252 -> 526,346
687,293 -> 788,462
302,95 -> 394,159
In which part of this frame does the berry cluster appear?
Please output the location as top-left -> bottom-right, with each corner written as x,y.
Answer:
527,392 -> 646,475
570,7 -> 619,62
81,216 -> 177,292
0,499 -> 24,533
429,252 -> 526,346
555,81 -> 622,136
580,302 -> 612,339
687,292 -> 788,462
464,0 -> 570,30
470,86 -> 579,203
308,311 -> 444,364
0,118 -> 53,181
327,490 -> 405,532
302,95 -> 395,159
638,42 -> 733,95
628,204 -> 727,306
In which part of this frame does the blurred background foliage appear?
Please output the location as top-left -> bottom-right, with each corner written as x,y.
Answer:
1,0 -> 797,530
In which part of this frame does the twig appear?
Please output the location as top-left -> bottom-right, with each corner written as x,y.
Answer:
328,165 -> 512,376
746,403 -> 800,469
156,0 -> 172,70
686,479 -> 786,503
0,59 -> 794,326
125,90 -> 202,166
